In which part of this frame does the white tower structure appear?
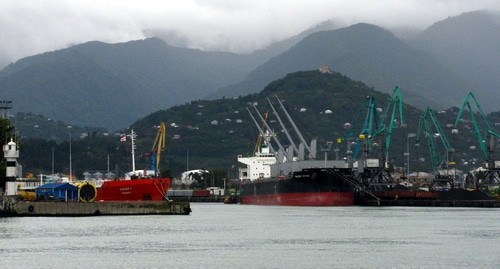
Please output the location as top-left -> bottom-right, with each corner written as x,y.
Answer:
238,144 -> 277,181
3,139 -> 19,196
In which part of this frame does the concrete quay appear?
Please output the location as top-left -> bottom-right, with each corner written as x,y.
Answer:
1,199 -> 191,217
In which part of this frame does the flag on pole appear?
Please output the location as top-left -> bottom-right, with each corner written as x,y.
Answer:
120,135 -> 127,142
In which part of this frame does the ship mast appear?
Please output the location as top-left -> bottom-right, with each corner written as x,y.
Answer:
252,105 -> 287,157
246,108 -> 278,159
130,129 -> 137,173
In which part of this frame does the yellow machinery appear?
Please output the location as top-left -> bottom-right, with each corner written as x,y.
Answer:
151,122 -> 167,176
253,111 -> 269,156
74,181 -> 97,202
17,190 -> 36,201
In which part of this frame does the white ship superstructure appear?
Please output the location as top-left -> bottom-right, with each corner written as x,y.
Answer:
238,145 -> 276,181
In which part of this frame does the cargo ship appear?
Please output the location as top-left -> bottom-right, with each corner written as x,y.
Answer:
238,97 -> 360,206
239,167 -> 355,206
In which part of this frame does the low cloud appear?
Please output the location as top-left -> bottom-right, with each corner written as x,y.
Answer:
1,0 -> 499,67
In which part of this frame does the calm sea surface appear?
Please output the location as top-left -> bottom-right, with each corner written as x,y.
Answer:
1,203 -> 499,269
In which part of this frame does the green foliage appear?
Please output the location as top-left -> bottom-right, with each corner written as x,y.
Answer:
0,38 -> 263,131
13,70 -> 500,180
211,22 -> 493,115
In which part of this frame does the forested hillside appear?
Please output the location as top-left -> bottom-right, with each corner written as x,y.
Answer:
17,70 -> 499,180
0,38 -> 261,130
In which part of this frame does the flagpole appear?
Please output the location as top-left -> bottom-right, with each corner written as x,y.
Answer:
130,129 -> 136,173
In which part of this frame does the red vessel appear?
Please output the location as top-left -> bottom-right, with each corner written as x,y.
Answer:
95,125 -> 171,202
239,191 -> 353,206
95,178 -> 170,201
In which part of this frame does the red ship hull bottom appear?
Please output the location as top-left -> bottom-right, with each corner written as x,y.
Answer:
239,192 -> 354,206
96,178 -> 170,202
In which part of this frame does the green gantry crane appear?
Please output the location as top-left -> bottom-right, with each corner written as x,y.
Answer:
416,108 -> 457,189
356,86 -> 405,187
454,92 -> 499,188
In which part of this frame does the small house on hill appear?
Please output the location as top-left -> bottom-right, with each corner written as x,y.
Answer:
35,183 -> 79,201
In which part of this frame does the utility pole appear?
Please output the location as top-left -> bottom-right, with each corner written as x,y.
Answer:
68,126 -> 72,182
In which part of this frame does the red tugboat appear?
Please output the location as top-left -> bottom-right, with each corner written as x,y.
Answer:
96,123 -> 171,201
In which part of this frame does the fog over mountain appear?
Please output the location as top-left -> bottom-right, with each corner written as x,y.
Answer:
1,5 -> 499,131
410,10 -> 500,110
210,11 -> 499,113
0,38 -> 262,130
1,1 -> 499,69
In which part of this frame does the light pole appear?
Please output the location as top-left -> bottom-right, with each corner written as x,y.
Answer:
51,147 -> 55,175
406,133 -> 416,176
68,126 -> 72,182
186,149 -> 189,172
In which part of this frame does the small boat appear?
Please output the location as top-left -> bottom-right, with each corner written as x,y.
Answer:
223,194 -> 238,204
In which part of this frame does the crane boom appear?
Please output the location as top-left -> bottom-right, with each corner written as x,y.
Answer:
355,87 -> 404,186
253,111 -> 269,156
358,96 -> 381,159
454,92 -> 499,161
454,92 -> 500,187
267,98 -> 300,157
370,86 -> 404,161
380,86 -> 404,157
246,107 -> 277,157
151,122 -> 167,176
416,108 -> 454,172
274,94 -> 315,158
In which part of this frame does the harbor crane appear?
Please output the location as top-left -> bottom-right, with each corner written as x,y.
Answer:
416,108 -> 458,189
151,122 -> 167,177
246,95 -> 318,163
252,111 -> 269,156
358,96 -> 381,160
374,86 -> 405,162
454,92 -> 500,188
356,86 -> 404,187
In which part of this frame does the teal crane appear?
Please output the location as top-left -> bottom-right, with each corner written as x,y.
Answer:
416,108 -> 457,188
358,87 -> 404,161
356,87 -> 404,186
375,86 -> 405,162
358,96 -> 381,158
454,92 -> 499,187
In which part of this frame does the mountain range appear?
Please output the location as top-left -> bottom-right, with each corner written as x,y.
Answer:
210,11 -> 499,112
0,10 -> 498,131
0,38 -> 267,130
410,11 -> 500,104
209,23 -> 468,110
17,69 -> 499,178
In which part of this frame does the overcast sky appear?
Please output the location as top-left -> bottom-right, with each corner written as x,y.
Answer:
1,0 -> 499,67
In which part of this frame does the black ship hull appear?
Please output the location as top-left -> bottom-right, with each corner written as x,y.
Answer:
239,168 -> 355,206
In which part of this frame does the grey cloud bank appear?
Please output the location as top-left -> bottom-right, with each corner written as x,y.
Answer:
1,0 -> 499,67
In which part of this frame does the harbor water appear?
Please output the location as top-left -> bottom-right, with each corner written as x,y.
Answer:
1,203 -> 499,268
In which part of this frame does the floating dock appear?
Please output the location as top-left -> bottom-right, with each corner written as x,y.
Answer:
355,199 -> 498,207
0,198 -> 191,217
355,189 -> 499,207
